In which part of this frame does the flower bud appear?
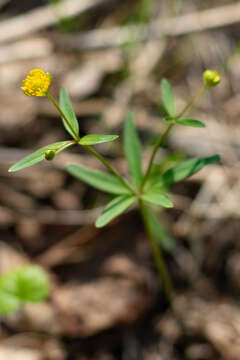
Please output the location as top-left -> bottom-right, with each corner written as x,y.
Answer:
203,70 -> 221,87
45,149 -> 56,161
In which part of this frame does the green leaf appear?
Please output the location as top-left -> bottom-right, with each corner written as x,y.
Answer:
142,190 -> 173,208
8,141 -> 74,172
146,208 -> 175,252
161,79 -> 175,117
67,164 -> 131,195
0,290 -> 20,315
150,152 -> 185,180
176,118 -> 206,128
60,87 -> 79,139
123,111 -> 142,188
0,265 -> 49,314
151,155 -> 220,188
79,134 -> 119,146
14,266 -> 49,302
95,195 -> 136,228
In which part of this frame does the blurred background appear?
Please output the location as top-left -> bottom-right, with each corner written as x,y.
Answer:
1,0 -> 240,359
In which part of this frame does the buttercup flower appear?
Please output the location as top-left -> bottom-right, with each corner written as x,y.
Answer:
203,70 -> 221,87
21,69 -> 52,96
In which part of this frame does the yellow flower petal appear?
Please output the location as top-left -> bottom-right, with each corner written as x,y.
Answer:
21,69 -> 52,97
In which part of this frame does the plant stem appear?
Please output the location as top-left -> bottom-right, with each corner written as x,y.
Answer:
47,92 -> 80,141
83,145 -> 135,194
141,85 -> 207,189
139,200 -> 175,304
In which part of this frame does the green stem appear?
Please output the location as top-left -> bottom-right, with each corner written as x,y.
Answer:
141,85 -> 207,189
47,92 -> 80,141
83,145 -> 135,194
139,200 -> 175,304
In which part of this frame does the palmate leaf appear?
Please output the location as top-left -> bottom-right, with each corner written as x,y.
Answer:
60,87 -> 79,139
176,118 -> 206,128
149,155 -> 220,189
8,141 -> 74,172
123,111 -> 142,188
67,164 -> 131,195
142,189 -> 173,208
161,79 -> 175,117
145,207 -> 175,252
0,265 -> 49,315
95,195 -> 136,228
79,134 -> 118,146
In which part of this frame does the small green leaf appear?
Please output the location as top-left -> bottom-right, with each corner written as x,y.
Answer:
79,134 -> 119,146
0,290 -> 20,315
8,141 -> 74,172
146,208 -> 175,252
151,155 -> 220,188
150,152 -> 185,179
95,195 -> 136,228
14,266 -> 49,302
161,79 -> 175,117
124,111 -> 142,188
176,118 -> 206,128
0,265 -> 49,314
60,87 -> 79,139
67,164 -> 131,195
142,190 -> 173,208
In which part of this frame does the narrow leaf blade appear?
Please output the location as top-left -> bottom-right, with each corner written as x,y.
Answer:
8,141 -> 74,172
161,79 -> 175,117
67,164 -> 131,195
176,118 -> 206,128
60,87 -> 79,139
95,195 -> 136,228
142,190 -> 173,208
146,208 -> 175,252
152,155 -> 220,188
79,134 -> 118,146
123,111 -> 142,188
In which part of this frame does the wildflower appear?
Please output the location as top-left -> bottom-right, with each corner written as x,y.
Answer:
45,149 -> 56,161
21,69 -> 52,96
203,70 -> 221,87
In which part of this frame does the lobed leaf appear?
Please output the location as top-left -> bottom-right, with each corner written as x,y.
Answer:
123,111 -> 142,188
60,87 -> 79,139
79,134 -> 118,146
67,164 -> 131,195
8,141 -> 74,172
95,195 -> 136,228
161,79 -> 175,117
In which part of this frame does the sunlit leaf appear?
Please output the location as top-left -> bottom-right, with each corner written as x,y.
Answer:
95,195 -> 136,228
176,118 -> 206,128
124,111 -> 142,188
151,155 -> 220,188
60,87 -> 79,139
67,164 -> 131,195
161,79 -> 175,117
8,141 -> 74,172
142,190 -> 173,208
79,134 -> 118,145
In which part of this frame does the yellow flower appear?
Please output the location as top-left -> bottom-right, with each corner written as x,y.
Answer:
203,70 -> 221,87
21,69 -> 52,96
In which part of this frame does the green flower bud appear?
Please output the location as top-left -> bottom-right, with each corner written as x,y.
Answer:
45,149 -> 56,161
203,70 -> 221,87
